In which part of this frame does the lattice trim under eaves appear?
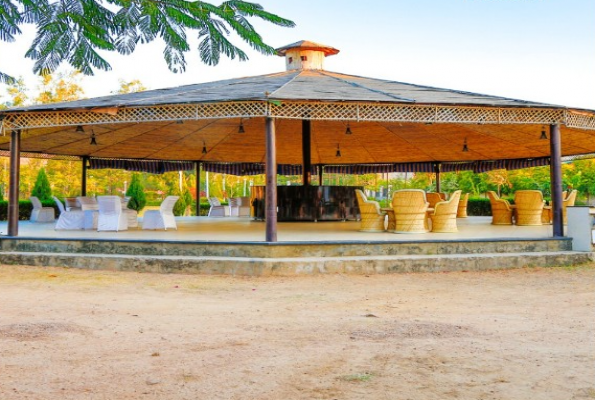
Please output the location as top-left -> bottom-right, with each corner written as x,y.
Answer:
3,101 -> 595,130
0,150 -> 81,161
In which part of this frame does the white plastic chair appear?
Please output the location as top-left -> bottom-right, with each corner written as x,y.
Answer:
229,197 -> 251,217
142,196 -> 179,230
97,196 -> 128,231
53,196 -> 84,230
120,196 -> 138,228
208,197 -> 227,217
76,196 -> 99,229
29,196 -> 55,222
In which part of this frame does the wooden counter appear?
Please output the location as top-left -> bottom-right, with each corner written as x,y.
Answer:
251,186 -> 362,221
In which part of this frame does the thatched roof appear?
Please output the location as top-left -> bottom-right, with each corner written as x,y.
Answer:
3,69 -> 557,113
1,41 -> 595,166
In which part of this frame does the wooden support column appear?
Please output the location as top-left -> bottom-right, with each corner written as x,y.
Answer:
318,165 -> 324,185
434,163 -> 441,193
549,123 -> 564,237
81,156 -> 88,196
302,120 -> 311,186
265,117 -> 278,242
7,129 -> 21,236
195,161 -> 201,216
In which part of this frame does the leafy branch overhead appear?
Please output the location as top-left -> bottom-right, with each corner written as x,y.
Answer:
0,0 -> 295,83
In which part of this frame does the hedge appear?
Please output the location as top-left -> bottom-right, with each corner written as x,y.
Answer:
0,198 -> 512,220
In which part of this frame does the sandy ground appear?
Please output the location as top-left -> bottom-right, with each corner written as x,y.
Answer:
0,265 -> 594,400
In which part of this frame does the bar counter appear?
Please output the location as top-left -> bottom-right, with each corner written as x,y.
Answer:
251,185 -> 362,221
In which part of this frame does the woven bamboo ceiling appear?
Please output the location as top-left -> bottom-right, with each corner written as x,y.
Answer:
1,40 -> 595,165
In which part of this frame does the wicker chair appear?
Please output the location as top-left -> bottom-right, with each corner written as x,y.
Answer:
355,189 -> 386,232
457,193 -> 470,218
428,190 -> 461,233
426,192 -> 447,209
391,189 -> 429,233
487,191 -> 514,225
514,190 -> 545,226
542,190 -> 577,224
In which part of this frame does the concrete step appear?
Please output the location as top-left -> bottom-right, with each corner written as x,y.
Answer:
1,250 -> 592,276
0,237 -> 574,258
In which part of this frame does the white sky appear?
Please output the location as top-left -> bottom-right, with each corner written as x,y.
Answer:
1,0 -> 594,109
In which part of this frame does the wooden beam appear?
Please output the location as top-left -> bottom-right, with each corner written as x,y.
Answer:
195,161 -> 201,216
265,117 -> 278,242
81,156 -> 88,196
549,124 -> 563,237
302,120 -> 311,186
7,130 -> 21,236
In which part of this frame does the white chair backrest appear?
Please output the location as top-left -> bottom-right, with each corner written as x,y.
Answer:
97,196 -> 122,214
53,196 -> 66,213
161,196 -> 179,213
30,196 -> 42,209
77,196 -> 99,211
208,197 -> 221,207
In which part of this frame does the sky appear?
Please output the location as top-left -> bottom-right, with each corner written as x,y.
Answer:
1,0 -> 594,109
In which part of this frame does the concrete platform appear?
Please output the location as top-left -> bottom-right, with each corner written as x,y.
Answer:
0,217 -> 592,275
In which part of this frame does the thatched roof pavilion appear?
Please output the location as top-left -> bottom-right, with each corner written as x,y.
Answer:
2,40 -> 595,240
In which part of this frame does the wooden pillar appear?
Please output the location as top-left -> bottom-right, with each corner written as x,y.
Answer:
7,129 -> 21,236
81,156 -> 88,196
302,120 -> 311,186
265,117 -> 278,242
549,123 -> 564,237
434,163 -> 441,193
195,161 -> 201,216
318,165 -> 324,185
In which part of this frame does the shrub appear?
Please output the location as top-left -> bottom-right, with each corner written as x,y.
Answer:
126,173 -> 146,212
467,197 -> 491,216
31,168 -> 52,201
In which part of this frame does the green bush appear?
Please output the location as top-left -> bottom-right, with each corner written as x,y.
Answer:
467,197 -> 491,216
31,168 -> 52,201
0,200 -> 59,221
126,173 -> 146,212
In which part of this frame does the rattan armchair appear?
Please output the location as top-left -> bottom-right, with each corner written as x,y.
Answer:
355,189 -> 386,232
428,190 -> 461,233
391,189 -> 429,233
426,192 -> 447,209
514,190 -> 545,226
542,190 -> 577,224
487,191 -> 514,225
457,193 -> 470,218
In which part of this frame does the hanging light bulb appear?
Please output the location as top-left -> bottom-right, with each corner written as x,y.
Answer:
335,143 -> 341,157
90,133 -> 98,145
75,125 -> 85,133
540,127 -> 548,140
202,140 -> 208,154
462,138 -> 469,152
345,122 -> 352,135
238,119 -> 245,134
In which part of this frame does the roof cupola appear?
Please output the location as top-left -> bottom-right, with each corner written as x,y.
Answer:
275,40 -> 339,71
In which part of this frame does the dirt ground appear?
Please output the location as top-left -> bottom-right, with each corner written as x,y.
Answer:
0,264 -> 594,400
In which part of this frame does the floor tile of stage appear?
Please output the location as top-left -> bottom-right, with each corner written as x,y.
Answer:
0,216 -> 555,243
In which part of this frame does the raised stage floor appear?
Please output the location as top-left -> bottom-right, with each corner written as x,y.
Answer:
0,217 -> 591,276
0,216 -> 556,242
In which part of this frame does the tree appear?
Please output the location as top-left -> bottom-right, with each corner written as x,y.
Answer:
125,173 -> 146,212
112,79 -> 147,94
31,168 -> 52,201
0,1 -> 295,84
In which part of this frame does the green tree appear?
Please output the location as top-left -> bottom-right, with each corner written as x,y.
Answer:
0,1 -> 295,84
125,173 -> 146,212
31,168 -> 52,201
